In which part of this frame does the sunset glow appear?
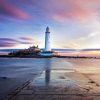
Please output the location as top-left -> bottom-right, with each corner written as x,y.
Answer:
0,0 -> 100,56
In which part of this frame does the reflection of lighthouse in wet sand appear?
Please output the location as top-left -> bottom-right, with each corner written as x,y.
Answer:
45,27 -> 51,51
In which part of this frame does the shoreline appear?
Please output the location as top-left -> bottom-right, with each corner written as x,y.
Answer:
0,55 -> 100,59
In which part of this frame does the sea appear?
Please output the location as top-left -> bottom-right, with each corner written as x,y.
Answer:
0,58 -> 100,99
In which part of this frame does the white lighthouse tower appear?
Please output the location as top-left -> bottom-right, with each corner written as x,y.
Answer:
39,26 -> 53,57
45,27 -> 51,51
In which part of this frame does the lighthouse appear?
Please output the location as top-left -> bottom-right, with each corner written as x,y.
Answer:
45,27 -> 51,51
39,26 -> 53,57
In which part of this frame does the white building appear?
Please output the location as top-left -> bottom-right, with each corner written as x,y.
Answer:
39,27 -> 54,57
45,26 -> 51,51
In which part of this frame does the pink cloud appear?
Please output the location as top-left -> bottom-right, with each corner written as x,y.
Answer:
36,0 -> 99,22
19,37 -> 39,45
0,42 -> 16,47
53,0 -> 97,22
19,37 -> 34,41
0,0 -> 30,20
0,37 -> 35,48
0,0 -> 100,22
78,50 -> 100,57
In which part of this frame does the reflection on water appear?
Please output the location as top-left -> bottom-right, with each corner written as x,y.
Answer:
31,58 -> 100,88
45,59 -> 51,85
32,59 -> 77,87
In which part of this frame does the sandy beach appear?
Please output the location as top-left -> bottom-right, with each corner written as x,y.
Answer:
0,58 -> 100,100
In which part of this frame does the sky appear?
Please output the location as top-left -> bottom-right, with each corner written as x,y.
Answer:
0,0 -> 100,51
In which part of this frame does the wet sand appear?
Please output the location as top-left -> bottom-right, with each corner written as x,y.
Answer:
4,64 -> 100,100
0,74 -> 38,100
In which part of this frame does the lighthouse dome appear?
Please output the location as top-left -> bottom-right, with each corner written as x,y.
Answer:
46,26 -> 50,32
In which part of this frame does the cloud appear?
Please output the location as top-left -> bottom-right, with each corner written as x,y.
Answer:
0,38 -> 18,42
0,42 -> 16,47
19,41 -> 33,44
0,0 -> 100,22
0,38 -> 18,47
0,37 -> 35,47
19,37 -> 40,44
0,0 -> 31,20
19,37 -> 34,41
81,49 -> 100,51
30,0 -> 99,23
56,0 -> 98,22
